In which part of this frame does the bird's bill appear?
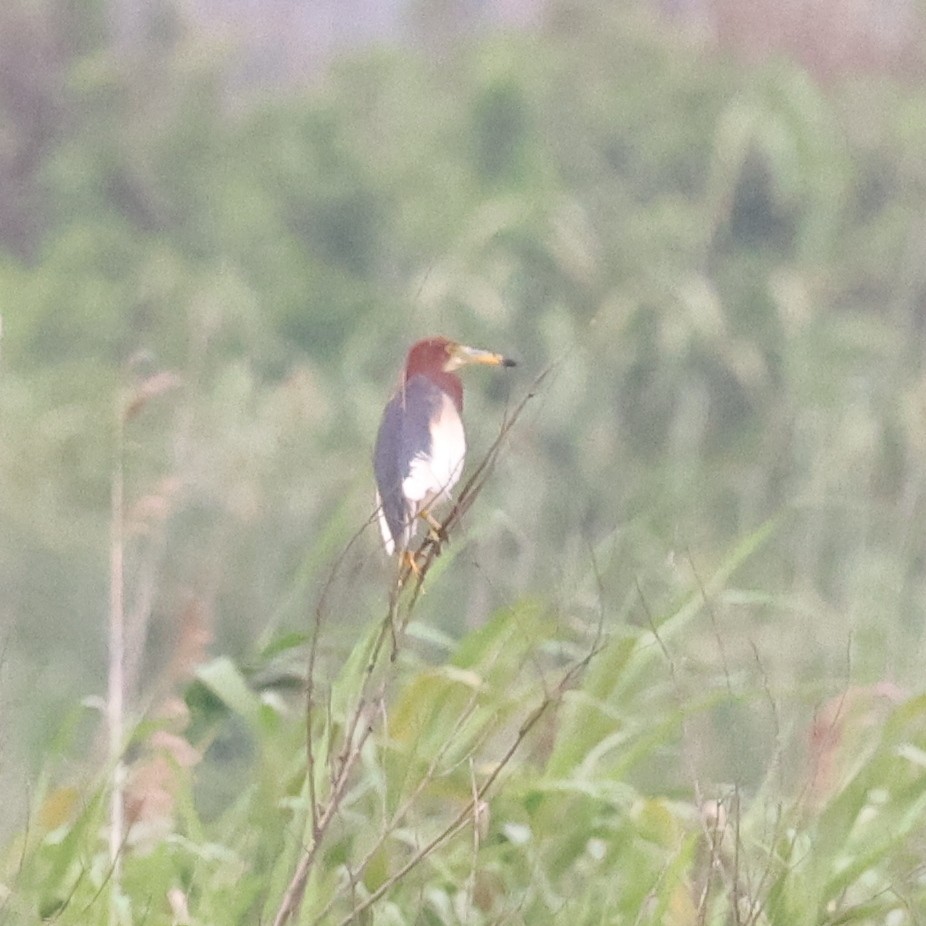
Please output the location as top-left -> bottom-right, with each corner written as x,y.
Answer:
447,343 -> 517,371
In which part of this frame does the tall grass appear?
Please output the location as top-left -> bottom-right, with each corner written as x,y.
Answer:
4,497 -> 925,924
4,3 -> 926,923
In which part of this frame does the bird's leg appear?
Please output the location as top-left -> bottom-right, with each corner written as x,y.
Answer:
400,549 -> 422,581
418,508 -> 448,546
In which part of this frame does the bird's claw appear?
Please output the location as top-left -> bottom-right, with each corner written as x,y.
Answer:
400,549 -> 422,582
420,509 -> 449,548
426,525 -> 449,547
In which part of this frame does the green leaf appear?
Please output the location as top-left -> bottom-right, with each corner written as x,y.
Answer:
196,657 -> 263,732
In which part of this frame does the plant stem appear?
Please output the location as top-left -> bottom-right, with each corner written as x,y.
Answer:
107,409 -> 126,921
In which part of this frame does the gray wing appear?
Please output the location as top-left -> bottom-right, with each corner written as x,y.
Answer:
373,375 -> 442,552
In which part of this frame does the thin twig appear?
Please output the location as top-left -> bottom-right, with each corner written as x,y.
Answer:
273,365 -> 552,926
686,552 -> 742,922
742,643 -> 786,926
275,506 -> 384,926
465,757 -> 481,922
687,549 -> 734,699
335,644 -> 599,926
307,695 -> 487,926
272,712 -> 376,926
79,814 -> 135,919
107,405 -> 126,918
307,512 -> 381,830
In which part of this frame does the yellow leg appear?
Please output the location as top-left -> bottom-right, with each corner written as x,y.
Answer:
418,508 -> 446,544
400,549 -> 422,580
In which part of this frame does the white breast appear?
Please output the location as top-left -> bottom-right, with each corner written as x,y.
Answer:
402,392 -> 466,508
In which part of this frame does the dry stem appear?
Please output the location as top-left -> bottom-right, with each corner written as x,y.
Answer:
271,368 -> 552,925
107,409 -> 126,918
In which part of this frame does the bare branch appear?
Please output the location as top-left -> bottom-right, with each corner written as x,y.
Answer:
272,708 -> 376,926
272,365 -> 555,926
107,406 -> 126,917
334,640 -> 599,926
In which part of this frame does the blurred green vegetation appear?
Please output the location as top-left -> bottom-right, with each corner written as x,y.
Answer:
3,0 -> 926,920
6,537 -> 926,924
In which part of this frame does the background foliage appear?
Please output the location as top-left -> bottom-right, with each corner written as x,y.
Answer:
3,0 -> 926,922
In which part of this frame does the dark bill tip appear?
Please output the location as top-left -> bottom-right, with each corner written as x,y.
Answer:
502,357 -> 517,368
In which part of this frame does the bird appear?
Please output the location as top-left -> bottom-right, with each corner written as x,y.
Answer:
373,336 -> 516,558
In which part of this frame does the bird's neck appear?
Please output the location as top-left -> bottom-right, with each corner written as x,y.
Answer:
407,369 -> 463,412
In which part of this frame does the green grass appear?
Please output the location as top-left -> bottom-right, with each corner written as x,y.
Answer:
4,2 -> 926,922
4,521 -> 925,925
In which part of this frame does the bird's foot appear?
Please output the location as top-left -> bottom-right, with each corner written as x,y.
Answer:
419,509 -> 449,547
399,549 -> 422,583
